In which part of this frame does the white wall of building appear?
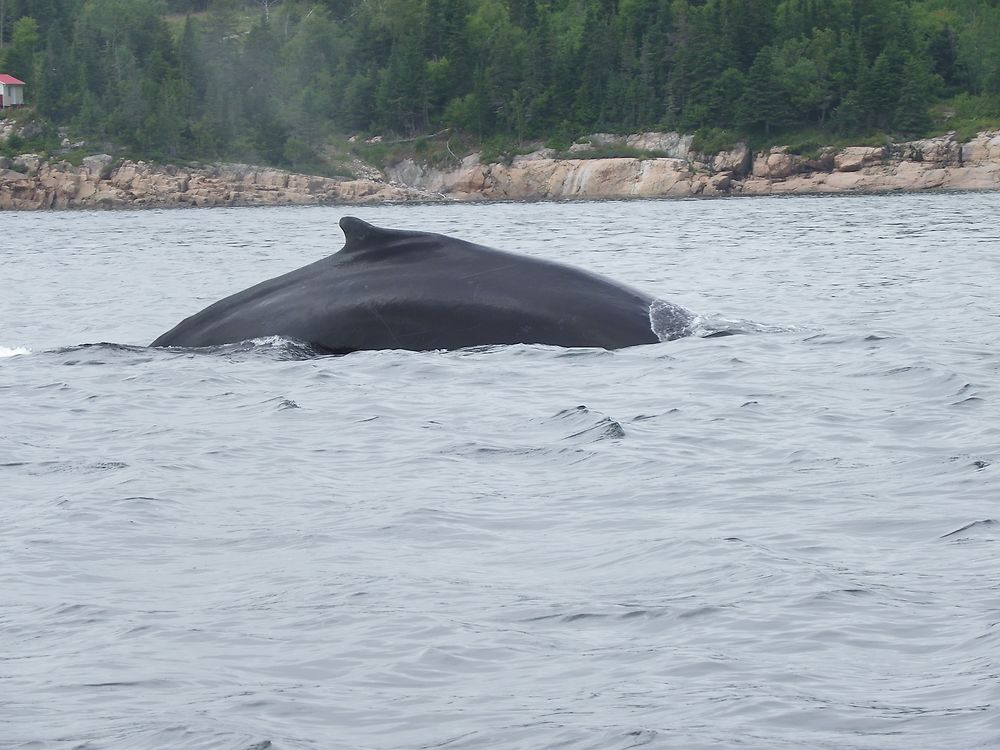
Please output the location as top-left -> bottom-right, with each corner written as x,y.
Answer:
1,84 -> 25,107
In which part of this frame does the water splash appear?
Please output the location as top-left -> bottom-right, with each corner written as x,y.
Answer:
650,299 -> 797,341
688,312 -> 801,338
648,299 -> 696,342
181,336 -> 331,361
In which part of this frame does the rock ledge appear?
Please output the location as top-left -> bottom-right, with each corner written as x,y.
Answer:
2,130 -> 999,209
0,158 -> 438,210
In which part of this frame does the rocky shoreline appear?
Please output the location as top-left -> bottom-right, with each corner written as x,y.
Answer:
1,130 -> 998,210
0,154 -> 435,210
386,130 -> 1000,200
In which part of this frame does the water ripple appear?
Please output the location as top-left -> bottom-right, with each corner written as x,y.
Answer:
3,196 -> 1000,750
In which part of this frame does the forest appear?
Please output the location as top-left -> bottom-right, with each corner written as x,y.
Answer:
1,0 -> 999,169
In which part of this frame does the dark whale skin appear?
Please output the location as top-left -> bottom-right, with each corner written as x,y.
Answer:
150,217 -> 668,352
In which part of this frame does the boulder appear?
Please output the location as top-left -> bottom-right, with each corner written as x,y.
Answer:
752,147 -> 800,179
712,143 -> 751,177
961,131 -> 1000,166
81,153 -> 114,177
799,148 -> 837,172
709,171 -> 733,191
13,154 -> 43,175
625,132 -> 693,156
834,146 -> 886,172
898,133 -> 962,166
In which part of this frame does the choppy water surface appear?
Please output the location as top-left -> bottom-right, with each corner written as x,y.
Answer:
3,195 -> 999,750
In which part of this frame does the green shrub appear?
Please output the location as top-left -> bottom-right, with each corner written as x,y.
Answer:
479,136 -> 528,166
692,127 -> 737,155
935,94 -> 1000,141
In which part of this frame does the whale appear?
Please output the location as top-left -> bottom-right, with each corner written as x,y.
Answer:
150,217 -> 692,352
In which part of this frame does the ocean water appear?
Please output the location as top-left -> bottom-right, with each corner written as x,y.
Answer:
2,195 -> 999,750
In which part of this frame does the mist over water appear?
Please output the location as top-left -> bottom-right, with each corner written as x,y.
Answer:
3,195 -> 999,749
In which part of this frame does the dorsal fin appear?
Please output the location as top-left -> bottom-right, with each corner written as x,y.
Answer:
339,216 -> 378,250
340,216 -> 417,253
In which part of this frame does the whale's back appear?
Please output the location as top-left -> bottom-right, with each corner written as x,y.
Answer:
151,218 -> 672,352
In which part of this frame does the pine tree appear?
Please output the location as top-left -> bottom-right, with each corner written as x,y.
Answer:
893,56 -> 933,136
737,46 -> 793,135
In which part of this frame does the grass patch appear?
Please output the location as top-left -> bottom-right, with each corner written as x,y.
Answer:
478,136 -> 534,165
0,106 -> 38,126
56,149 -> 89,167
346,130 -> 478,170
932,93 -> 1000,141
750,128 -> 893,156
543,135 -> 571,151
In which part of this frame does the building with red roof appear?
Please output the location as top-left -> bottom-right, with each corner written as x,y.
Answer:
0,74 -> 26,108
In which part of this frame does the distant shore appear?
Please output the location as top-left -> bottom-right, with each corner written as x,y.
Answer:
1,130 -> 998,210
385,130 -> 1000,201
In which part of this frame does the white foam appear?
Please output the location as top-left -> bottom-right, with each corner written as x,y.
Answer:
0,346 -> 31,358
688,313 -> 800,337
249,335 -> 297,347
649,299 -> 696,342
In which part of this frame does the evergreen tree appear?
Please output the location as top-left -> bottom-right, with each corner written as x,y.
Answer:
860,50 -> 904,130
0,0 -> 993,167
738,46 -> 793,134
5,15 -> 39,83
894,56 -> 934,136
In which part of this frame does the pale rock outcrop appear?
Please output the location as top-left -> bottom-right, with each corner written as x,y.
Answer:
898,132 -> 962,166
4,129 -> 1000,209
573,131 -> 694,158
834,146 -> 886,172
712,143 -> 751,176
624,132 -> 694,156
13,153 -> 43,175
81,153 -> 114,176
0,158 -> 436,210
390,129 -> 1000,201
0,119 -> 18,142
961,131 -> 1000,165
800,148 -> 837,172
386,156 -> 486,196
742,132 -> 998,194
752,146 -> 802,179
390,155 -> 713,200
709,171 -> 733,191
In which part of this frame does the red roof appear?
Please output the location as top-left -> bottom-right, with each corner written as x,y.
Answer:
0,74 -> 26,85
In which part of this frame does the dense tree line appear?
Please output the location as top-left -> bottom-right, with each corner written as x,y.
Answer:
1,0 -> 998,166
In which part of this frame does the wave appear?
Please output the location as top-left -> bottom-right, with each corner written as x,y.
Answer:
159,335 -> 332,361
650,298 -> 799,341
688,312 -> 801,338
4,337 -> 331,363
5,313 -> 797,364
